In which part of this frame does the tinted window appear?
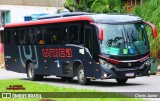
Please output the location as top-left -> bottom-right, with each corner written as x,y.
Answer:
60,26 -> 68,44
19,28 -> 29,45
68,25 -> 80,44
59,22 -> 83,45
47,26 -> 59,45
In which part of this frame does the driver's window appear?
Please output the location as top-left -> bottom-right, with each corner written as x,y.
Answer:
136,24 -> 145,41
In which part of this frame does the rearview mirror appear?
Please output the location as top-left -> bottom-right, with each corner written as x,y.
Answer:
143,21 -> 157,38
99,26 -> 104,41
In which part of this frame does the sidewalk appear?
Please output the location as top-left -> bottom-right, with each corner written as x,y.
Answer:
158,66 -> 160,70
0,64 -> 5,69
156,66 -> 160,76
0,53 -> 4,69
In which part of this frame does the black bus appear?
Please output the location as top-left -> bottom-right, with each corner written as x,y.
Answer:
4,13 -> 157,85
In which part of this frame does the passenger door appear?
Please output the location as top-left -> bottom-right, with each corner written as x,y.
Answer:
84,25 -> 94,77
84,25 -> 100,77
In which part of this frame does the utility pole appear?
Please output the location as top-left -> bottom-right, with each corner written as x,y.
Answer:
57,0 -> 59,13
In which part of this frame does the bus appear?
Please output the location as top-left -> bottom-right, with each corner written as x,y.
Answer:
4,13 -> 157,85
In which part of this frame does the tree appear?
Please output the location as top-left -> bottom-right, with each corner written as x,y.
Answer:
64,0 -> 94,12
64,0 -> 124,13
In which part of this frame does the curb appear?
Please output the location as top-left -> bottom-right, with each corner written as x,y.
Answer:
157,66 -> 160,71
0,63 -> 5,69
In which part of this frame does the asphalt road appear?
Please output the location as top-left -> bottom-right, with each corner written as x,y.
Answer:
1,68 -> 160,93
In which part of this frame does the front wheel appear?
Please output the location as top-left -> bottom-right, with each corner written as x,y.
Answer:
77,65 -> 90,85
116,78 -> 128,85
27,63 -> 43,81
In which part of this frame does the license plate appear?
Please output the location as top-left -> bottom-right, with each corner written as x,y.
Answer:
126,73 -> 134,77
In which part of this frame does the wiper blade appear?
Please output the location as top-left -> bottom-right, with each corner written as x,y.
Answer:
129,30 -> 141,55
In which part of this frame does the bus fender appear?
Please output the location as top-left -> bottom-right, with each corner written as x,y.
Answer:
73,59 -> 84,76
26,60 -> 32,77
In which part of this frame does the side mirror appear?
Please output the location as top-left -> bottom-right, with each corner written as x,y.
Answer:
90,22 -> 104,41
143,21 -> 157,38
98,26 -> 104,41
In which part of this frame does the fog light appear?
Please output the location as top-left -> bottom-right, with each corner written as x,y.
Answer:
149,70 -> 150,74
147,70 -> 151,77
145,60 -> 150,65
104,74 -> 107,77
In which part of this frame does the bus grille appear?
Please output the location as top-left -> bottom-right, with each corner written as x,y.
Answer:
116,61 -> 144,68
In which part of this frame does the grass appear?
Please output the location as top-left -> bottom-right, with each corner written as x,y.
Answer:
0,79 -> 144,101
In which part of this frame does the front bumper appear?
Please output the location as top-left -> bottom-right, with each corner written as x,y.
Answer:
99,64 -> 150,79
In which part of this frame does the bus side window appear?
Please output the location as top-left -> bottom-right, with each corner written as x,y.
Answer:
19,29 -> 25,45
24,29 -> 29,45
6,30 -> 12,45
38,26 -> 46,45
6,29 -> 19,45
29,28 -> 34,44
33,28 -> 38,44
47,26 -> 59,45
68,25 -> 80,44
14,29 -> 19,45
60,26 -> 68,44
50,32 -> 58,44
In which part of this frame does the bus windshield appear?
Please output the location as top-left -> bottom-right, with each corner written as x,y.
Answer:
99,22 -> 149,56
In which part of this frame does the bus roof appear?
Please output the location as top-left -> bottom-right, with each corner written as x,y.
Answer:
89,14 -> 142,23
5,13 -> 142,28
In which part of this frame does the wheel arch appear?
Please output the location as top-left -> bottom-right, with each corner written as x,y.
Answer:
73,60 -> 84,76
26,60 -> 32,77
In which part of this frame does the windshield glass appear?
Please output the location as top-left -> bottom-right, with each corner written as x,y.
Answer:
99,22 -> 149,56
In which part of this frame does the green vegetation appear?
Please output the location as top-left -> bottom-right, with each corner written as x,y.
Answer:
0,79 -> 143,101
131,0 -> 160,58
64,0 -> 125,13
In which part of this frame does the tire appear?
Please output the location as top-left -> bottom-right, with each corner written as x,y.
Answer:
77,64 -> 90,85
116,78 -> 128,85
61,77 -> 73,81
27,63 -> 43,81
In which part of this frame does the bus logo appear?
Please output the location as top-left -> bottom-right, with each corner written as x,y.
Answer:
128,63 -> 132,66
42,48 -> 72,58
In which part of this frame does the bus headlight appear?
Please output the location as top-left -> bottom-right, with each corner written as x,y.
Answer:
99,59 -> 114,69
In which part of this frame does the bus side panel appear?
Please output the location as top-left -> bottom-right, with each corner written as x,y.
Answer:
5,45 -> 26,73
34,45 -> 61,76
58,45 -> 85,77
83,51 -> 94,77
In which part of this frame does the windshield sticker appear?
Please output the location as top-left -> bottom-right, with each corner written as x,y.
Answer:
123,49 -> 128,54
107,47 -> 119,55
129,48 -> 134,54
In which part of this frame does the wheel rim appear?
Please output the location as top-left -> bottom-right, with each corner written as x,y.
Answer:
28,65 -> 34,78
79,69 -> 84,82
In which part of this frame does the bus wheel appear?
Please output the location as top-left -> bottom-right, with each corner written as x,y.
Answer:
116,78 -> 128,85
77,65 -> 90,85
27,63 -> 43,81
61,77 -> 73,81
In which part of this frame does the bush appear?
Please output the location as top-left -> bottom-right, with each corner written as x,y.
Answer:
132,0 -> 160,58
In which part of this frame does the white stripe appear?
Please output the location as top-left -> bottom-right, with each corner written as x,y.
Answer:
65,44 -> 84,48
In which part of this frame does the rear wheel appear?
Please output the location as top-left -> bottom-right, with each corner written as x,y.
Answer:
77,65 -> 90,85
116,78 -> 128,85
27,63 -> 43,81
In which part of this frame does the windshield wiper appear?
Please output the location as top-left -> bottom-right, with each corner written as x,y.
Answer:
129,30 -> 141,55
